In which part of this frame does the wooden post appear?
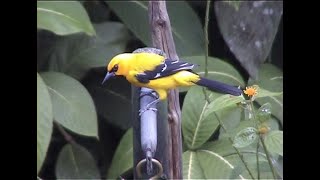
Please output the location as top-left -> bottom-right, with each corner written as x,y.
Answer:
149,1 -> 183,179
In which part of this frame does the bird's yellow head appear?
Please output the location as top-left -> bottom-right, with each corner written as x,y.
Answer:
102,53 -> 134,84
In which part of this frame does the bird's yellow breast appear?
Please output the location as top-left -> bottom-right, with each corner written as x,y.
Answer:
127,70 -> 200,90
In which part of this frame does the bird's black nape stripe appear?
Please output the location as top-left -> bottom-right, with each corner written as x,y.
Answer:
195,77 -> 242,96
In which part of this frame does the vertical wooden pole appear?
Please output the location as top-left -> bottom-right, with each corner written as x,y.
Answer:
149,1 -> 183,179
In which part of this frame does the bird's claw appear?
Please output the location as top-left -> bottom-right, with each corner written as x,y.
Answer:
139,107 -> 158,116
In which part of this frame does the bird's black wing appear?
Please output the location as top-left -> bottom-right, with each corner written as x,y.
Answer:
135,59 -> 197,84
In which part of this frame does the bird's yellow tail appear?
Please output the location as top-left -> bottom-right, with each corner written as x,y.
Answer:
195,77 -> 242,96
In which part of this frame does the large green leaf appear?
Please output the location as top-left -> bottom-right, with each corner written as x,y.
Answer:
107,128 -> 133,179
217,108 -> 242,139
197,150 -> 240,179
105,1 -> 205,56
224,152 -> 274,179
225,154 -> 273,179
40,72 -> 98,137
55,143 -> 100,179
180,56 -> 245,92
265,130 -> 283,156
201,139 -> 273,179
42,22 -> 129,80
182,86 -> 242,150
219,120 -> 255,141
255,87 -> 283,99
37,73 -> 53,173
85,76 -> 132,129
249,64 -> 283,123
183,151 -> 205,179
81,67 -> 132,129
37,1 -> 95,36
182,87 -> 218,150
201,139 -> 250,157
256,103 -> 272,124
233,127 -> 258,148
203,94 -> 244,119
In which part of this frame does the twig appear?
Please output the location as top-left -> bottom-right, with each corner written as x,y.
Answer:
202,0 -> 211,103
260,135 -> 277,179
256,137 -> 260,179
53,121 -> 75,144
204,0 -> 211,78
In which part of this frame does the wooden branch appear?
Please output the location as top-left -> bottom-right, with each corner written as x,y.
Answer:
149,1 -> 182,179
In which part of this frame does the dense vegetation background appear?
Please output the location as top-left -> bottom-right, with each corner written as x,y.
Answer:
37,1 -> 283,179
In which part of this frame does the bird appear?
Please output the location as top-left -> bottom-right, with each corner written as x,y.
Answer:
102,52 -> 242,113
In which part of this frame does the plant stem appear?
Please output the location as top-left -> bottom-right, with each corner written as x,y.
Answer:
260,135 -> 277,179
204,0 -> 211,78
248,99 -> 277,179
54,121 -> 75,144
248,99 -> 257,125
214,113 -> 255,179
256,138 -> 260,180
202,0 -> 211,103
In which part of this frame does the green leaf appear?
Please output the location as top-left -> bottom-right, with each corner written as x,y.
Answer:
42,22 -> 129,80
256,103 -> 272,123
180,56 -> 245,92
216,107 -> 242,140
197,150 -> 239,179
183,151 -> 205,179
64,22 -> 130,79
181,57 -> 245,150
182,87 -> 220,149
249,64 -> 283,91
106,1 -> 205,56
255,87 -> 282,99
249,64 -> 283,123
227,155 -> 273,179
268,117 -> 281,131
265,130 -> 283,156
37,1 -> 95,36
203,94 -> 244,119
201,139 -> 275,179
40,72 -> 98,137
219,118 -> 255,140
201,138 -> 255,157
84,71 -> 132,129
107,128 -> 133,179
104,1 -> 150,44
55,143 -> 100,179
37,73 -> 53,173
88,79 -> 132,129
233,127 -> 258,148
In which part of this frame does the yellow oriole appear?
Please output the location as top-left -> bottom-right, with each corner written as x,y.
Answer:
102,52 -> 242,100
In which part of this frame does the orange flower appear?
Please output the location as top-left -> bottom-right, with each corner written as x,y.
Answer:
243,85 -> 258,97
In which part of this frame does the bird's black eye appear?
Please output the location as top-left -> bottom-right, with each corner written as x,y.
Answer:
112,64 -> 119,72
